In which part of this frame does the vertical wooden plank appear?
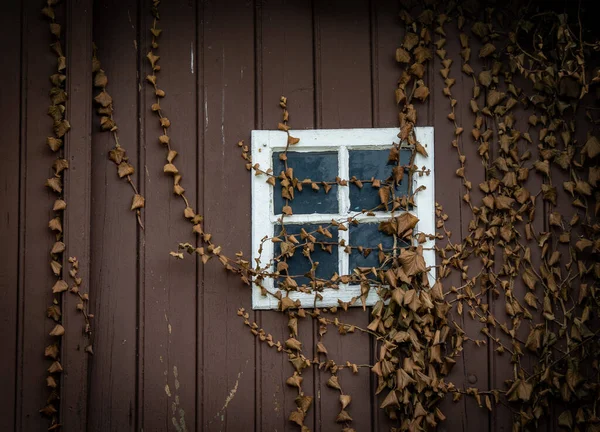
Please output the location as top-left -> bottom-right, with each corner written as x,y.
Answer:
140,0 -> 198,430
61,0 -> 94,429
18,0 -> 63,429
201,0 -> 256,430
0,2 -> 22,430
314,1 -> 373,430
431,19 -> 491,432
371,0 -> 400,130
256,1 -> 317,430
370,1 -> 402,429
452,27 -> 491,432
87,0 -> 140,430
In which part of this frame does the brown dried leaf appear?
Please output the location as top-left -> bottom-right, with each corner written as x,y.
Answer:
131,194 -> 145,210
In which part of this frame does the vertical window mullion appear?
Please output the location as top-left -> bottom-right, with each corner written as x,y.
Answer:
338,146 -> 350,214
338,145 -> 350,278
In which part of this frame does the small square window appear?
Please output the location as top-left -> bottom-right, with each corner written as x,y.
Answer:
273,151 -> 338,214
348,149 -> 412,212
251,127 -> 435,310
273,223 -> 339,287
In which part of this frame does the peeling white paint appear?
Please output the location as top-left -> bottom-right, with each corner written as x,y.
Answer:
190,42 -> 194,74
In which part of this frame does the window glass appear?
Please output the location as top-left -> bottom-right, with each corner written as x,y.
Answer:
348,149 -> 411,212
273,223 -> 338,287
273,151 -> 338,214
348,223 -> 408,277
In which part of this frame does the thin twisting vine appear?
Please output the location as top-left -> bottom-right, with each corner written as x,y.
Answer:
40,0 -> 598,431
40,0 -> 69,427
92,45 -> 145,228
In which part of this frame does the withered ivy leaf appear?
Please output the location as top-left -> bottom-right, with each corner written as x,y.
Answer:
49,324 -> 65,337
494,196 -> 514,211
50,87 -> 67,105
479,70 -> 492,87
118,162 -> 135,178
295,394 -> 313,413
46,376 -> 57,389
336,410 -> 353,423
131,194 -> 145,211
413,84 -> 430,101
286,372 -> 303,388
395,47 -> 411,63
53,199 -> 66,211
340,394 -> 351,410
479,43 -> 496,58
163,163 -> 178,175
398,247 -> 427,277
47,361 -> 63,374
54,119 -> 71,138
415,142 -> 428,157
45,177 -> 62,194
53,159 -> 69,175
380,389 -> 400,409
285,337 -> 302,351
46,305 -> 61,321
51,241 -> 65,254
167,150 -> 177,163
575,238 -> 592,252
47,137 -> 63,152
57,56 -> 66,72
109,147 -> 126,165
173,184 -> 185,195
533,160 -> 550,176
41,6 -> 55,19
44,344 -> 59,359
413,46 -> 432,64
379,213 -> 419,238
327,375 -> 342,391
288,409 -> 305,426
49,217 -> 62,232
50,260 -> 62,276
94,91 -> 113,107
582,135 -> 599,159
146,51 -> 160,68
100,116 -> 116,131
280,297 -> 296,312
39,404 -> 57,417
52,280 -> 68,294
402,33 -> 419,51
94,69 -> 108,88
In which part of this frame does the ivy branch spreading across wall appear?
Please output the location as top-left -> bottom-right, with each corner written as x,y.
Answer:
38,0 -> 599,431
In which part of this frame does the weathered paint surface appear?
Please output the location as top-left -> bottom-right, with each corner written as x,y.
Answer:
0,1 -> 559,431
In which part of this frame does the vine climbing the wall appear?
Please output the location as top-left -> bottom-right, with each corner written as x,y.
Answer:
36,0 -> 599,431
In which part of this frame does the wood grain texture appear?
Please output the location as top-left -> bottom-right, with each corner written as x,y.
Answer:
61,0 -> 94,429
314,1 -> 374,430
18,1 -> 63,430
141,0 -> 198,430
87,0 -> 140,430
1,1 -> 588,431
0,1 -> 22,430
201,0 -> 256,429
256,1 -> 317,431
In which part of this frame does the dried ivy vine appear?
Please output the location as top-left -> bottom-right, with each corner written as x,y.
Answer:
165,0 -> 600,431
36,0 -> 599,431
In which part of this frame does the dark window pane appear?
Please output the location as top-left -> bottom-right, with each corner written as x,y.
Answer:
348,223 -> 408,276
273,151 -> 338,214
349,149 -> 411,212
273,224 -> 338,288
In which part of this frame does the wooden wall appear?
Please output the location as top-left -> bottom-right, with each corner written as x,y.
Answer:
0,1 -> 565,431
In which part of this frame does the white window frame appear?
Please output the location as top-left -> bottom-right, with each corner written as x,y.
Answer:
251,127 -> 435,310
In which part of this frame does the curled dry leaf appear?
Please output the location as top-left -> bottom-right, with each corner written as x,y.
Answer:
131,194 -> 145,211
